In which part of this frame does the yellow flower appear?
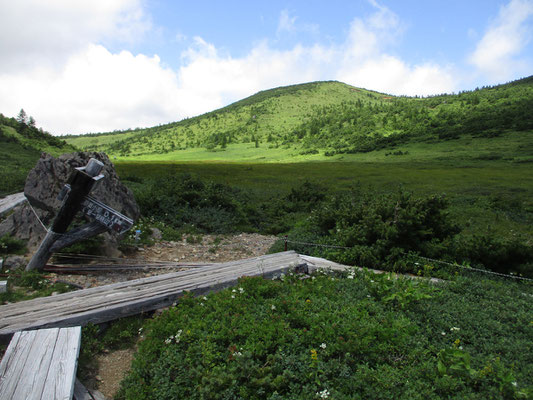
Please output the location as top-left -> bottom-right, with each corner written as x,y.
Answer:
310,349 -> 318,361
454,339 -> 461,347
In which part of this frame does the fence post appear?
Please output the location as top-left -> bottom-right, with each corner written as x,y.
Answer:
284,235 -> 288,252
26,159 -> 104,271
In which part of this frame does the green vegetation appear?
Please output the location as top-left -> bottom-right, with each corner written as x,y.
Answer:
116,141 -> 533,276
0,269 -> 74,304
65,77 -> 533,162
2,77 -> 533,398
117,270 -> 533,399
0,235 -> 27,256
65,81 -> 373,157
0,111 -> 76,195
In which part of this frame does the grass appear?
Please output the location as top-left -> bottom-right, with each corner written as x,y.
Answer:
0,269 -> 74,304
0,141 -> 41,196
115,133 -> 533,241
117,268 -> 533,399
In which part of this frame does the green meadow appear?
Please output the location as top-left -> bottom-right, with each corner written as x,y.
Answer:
115,130 -> 533,239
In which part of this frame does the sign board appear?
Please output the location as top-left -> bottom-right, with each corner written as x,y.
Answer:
81,196 -> 133,234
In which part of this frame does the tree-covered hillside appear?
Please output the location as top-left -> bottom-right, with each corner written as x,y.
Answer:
65,77 -> 533,159
64,81 -> 385,156
0,111 -> 76,195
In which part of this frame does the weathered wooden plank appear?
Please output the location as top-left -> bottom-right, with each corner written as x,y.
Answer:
4,252 -> 298,316
11,328 -> 59,400
0,330 -> 40,399
0,327 -> 81,400
0,251 -> 300,319
0,252 -> 303,337
0,192 -> 26,216
41,326 -> 81,400
7,258 -> 305,332
1,252 -> 303,334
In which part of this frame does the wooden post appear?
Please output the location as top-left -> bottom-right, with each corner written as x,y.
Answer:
284,235 -> 288,251
26,159 -> 104,271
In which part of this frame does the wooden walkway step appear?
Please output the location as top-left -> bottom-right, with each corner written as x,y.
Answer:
0,326 -> 81,400
0,251 -> 304,339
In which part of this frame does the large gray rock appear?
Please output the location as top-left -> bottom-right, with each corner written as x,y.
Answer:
0,152 -> 139,253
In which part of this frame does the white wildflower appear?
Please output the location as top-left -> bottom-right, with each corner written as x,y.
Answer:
450,327 -> 460,332
320,343 -> 327,349
238,287 -> 245,294
317,389 -> 330,399
231,295 -> 235,299
203,296 -> 208,300
441,332 -> 446,336
271,305 -> 276,310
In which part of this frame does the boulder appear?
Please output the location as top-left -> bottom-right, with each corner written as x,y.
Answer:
0,152 -> 140,253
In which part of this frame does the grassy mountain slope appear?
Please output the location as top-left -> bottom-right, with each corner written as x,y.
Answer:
65,77 -> 533,162
64,81 -> 385,158
0,113 -> 76,195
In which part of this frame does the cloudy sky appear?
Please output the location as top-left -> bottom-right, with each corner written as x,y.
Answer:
1,0 -> 532,135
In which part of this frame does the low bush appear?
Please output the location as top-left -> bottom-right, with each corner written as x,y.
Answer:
283,190 -> 459,273
117,270 -> 532,399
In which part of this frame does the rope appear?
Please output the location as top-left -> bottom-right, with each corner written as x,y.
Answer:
282,238 -> 533,282
285,239 -> 352,250
416,256 -> 533,282
26,199 -> 49,232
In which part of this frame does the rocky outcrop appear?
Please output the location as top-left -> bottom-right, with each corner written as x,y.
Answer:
0,152 -> 139,253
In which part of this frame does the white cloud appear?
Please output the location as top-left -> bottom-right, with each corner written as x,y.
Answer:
0,0 -> 150,73
276,9 -> 319,38
337,2 -> 454,95
469,0 -> 533,81
0,0 -> 458,135
277,9 -> 298,35
0,45 -> 181,134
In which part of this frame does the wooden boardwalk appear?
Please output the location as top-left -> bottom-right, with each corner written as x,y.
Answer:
0,327 -> 81,400
0,192 -> 26,217
0,251 -> 306,339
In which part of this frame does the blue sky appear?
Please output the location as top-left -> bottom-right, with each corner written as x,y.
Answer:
1,0 -> 532,135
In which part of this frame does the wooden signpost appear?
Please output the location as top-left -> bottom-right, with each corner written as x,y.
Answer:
26,158 -> 133,271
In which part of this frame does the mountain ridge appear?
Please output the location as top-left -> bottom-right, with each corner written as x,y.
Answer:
61,76 -> 533,161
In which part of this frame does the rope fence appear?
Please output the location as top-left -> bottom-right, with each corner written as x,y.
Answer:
281,236 -> 533,283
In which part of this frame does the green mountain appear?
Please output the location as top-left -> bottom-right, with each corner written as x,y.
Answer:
0,111 -> 76,195
65,77 -> 533,162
